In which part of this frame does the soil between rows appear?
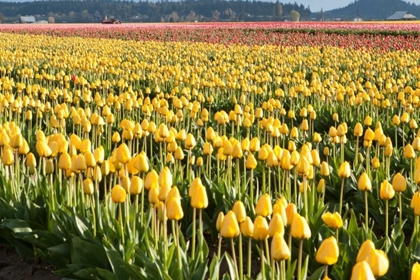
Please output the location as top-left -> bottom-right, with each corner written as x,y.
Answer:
0,246 -> 60,280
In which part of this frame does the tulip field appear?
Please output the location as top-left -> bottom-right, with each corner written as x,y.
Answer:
1,22 -> 420,279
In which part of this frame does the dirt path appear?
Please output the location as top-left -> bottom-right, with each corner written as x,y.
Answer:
0,246 -> 60,280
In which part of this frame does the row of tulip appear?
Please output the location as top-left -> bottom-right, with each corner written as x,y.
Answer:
0,31 -> 420,279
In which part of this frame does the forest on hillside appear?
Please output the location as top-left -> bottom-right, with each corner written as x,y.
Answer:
0,0 -> 311,23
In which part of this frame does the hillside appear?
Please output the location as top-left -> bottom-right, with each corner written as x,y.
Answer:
318,0 -> 420,20
0,0 -> 311,23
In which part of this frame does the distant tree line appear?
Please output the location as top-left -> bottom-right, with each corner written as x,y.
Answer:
0,0 -> 310,23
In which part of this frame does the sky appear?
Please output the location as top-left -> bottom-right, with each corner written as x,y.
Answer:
296,0 -> 420,12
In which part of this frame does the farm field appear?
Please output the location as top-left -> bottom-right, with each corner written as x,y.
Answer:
0,22 -> 419,279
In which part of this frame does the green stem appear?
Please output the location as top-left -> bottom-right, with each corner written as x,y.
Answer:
217,234 -> 222,259
365,191 -> 369,228
199,209 -> 203,262
385,200 -> 389,250
231,239 -> 239,279
239,233 -> 243,280
260,242 -> 265,279
247,238 -> 252,277
339,178 -> 345,216
399,192 -> 403,230
297,239 -> 303,280
192,208 -> 196,259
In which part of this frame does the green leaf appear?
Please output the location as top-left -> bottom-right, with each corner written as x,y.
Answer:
308,266 -> 325,280
104,239 -> 147,279
71,236 -> 110,269
3,219 -> 32,233
191,262 -> 208,280
209,255 -> 223,280
224,252 -> 238,280
301,255 -> 309,280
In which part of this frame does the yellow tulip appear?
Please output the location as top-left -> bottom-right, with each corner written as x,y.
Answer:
356,240 -> 376,262
185,133 -> 196,150
351,261 -> 375,280
321,212 -> 343,229
354,122 -> 363,137
216,212 -> 225,232
253,215 -> 269,241
232,201 -> 246,223
255,194 -> 272,217
404,144 -> 415,159
190,184 -> 208,209
148,187 -> 160,205
130,176 -> 143,195
220,211 -> 240,238
358,172 -> 372,191
144,170 -> 159,190
315,236 -> 339,265
320,161 -> 330,176
297,155 -> 310,177
116,143 -> 131,164
83,178 -> 94,195
268,213 -> 284,237
392,173 -> 407,192
380,180 -> 395,200
246,153 -> 257,169
166,197 -> 184,221
412,262 -> 420,280
338,161 -> 351,178
291,213 -> 311,239
240,216 -> 254,238
111,184 -> 126,203
271,233 -> 290,261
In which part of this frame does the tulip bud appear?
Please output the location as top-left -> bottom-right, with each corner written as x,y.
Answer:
253,215 -> 269,241
255,194 -> 272,217
291,213 -> 311,239
240,216 -> 254,238
112,132 -> 121,143
83,178 -> 94,195
371,157 -> 380,170
148,187 -> 160,205
297,156 -> 310,177
166,197 -> 183,220
268,213 -> 284,237
412,262 -> 420,279
45,159 -> 54,175
322,212 -> 343,229
354,122 -> 363,137
190,184 -> 208,209
351,261 -> 375,280
216,212 -> 225,232
271,233 -> 290,261
2,145 -> 14,166
315,236 -> 339,265
358,172 -> 372,191
286,203 -> 297,225
338,161 -> 351,178
111,184 -> 126,203
404,144 -> 415,159
221,211 -> 240,238
380,180 -> 395,200
130,176 -> 143,194
185,133 -> 196,150
232,201 -> 246,223
144,170 -> 159,190
320,161 -> 330,176
246,153 -> 257,169
116,143 -> 131,164
136,151 -> 149,173
93,146 -> 105,164
26,152 -> 37,175
392,173 -> 406,192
